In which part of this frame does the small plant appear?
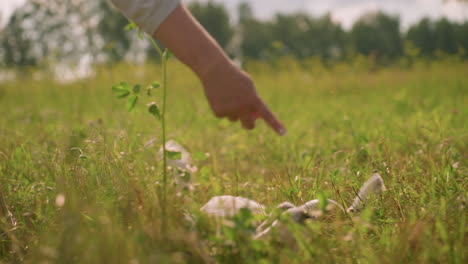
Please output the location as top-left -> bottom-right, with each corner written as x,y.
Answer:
111,21 -> 178,232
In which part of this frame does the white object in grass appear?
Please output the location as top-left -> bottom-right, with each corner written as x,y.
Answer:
200,195 -> 266,218
159,140 -> 194,171
255,199 -> 344,239
347,172 -> 387,213
158,140 -> 197,191
298,199 -> 345,214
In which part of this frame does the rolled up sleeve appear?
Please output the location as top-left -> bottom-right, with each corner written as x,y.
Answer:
110,0 -> 180,35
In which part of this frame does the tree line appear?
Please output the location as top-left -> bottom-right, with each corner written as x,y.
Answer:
1,0 -> 467,69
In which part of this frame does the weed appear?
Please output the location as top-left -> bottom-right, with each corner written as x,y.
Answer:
112,22 -> 179,234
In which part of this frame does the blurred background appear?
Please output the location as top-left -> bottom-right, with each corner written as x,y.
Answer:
0,0 -> 467,81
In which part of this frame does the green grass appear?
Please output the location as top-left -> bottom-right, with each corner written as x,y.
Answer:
0,59 -> 466,263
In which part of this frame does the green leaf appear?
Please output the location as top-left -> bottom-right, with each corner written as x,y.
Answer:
126,95 -> 138,112
124,21 -> 143,39
112,82 -> 131,99
148,103 -> 161,120
133,84 -> 141,94
166,151 -> 182,160
146,81 -> 160,96
124,22 -> 137,31
115,90 -> 130,99
151,81 -> 160,89
120,82 -> 131,90
164,49 -> 174,60
181,171 -> 191,183
192,152 -> 208,161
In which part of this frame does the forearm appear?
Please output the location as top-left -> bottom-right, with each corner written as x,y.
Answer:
153,4 -> 232,79
114,1 -> 285,134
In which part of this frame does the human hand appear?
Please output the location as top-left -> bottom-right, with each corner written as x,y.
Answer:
154,4 -> 286,135
200,61 -> 286,135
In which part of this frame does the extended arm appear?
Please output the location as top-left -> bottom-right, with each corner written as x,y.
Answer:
111,1 -> 286,135
155,4 -> 285,134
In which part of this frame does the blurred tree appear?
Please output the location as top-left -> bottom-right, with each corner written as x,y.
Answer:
351,12 -> 403,62
97,1 -> 134,63
1,0 -> 466,69
240,19 -> 274,60
406,18 -> 436,57
407,17 -> 468,57
223,2 -> 254,62
241,12 -> 346,61
271,13 -> 346,60
238,1 -> 254,24
0,0 -> 138,69
188,1 -> 233,49
434,18 -> 459,54
456,22 -> 468,56
0,4 -> 41,67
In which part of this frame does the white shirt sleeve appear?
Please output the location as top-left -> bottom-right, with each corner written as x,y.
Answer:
110,0 -> 180,35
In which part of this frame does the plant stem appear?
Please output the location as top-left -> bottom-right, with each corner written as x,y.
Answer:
148,36 -> 168,233
148,37 -> 164,58
161,50 -> 168,232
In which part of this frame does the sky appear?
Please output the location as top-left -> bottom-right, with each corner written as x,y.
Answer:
0,0 -> 467,29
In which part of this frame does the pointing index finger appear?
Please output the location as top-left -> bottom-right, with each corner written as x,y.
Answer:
257,101 -> 286,136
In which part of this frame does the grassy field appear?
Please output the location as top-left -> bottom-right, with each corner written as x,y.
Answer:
0,58 -> 467,263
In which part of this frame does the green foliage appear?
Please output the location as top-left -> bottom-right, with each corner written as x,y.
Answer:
112,82 -> 131,98
124,21 -> 143,40
112,79 -> 163,114
111,23 -> 178,238
150,81 -> 161,89
148,103 -> 161,120
435,18 -> 459,54
192,152 -> 209,161
0,7 -> 40,67
0,0 -> 135,68
124,21 -> 137,31
350,12 -> 403,62
406,17 -> 468,59
146,81 -> 160,96
188,1 -> 234,49
98,1 -> 135,62
166,151 -> 182,160
238,2 -> 254,24
407,18 -> 437,57
273,14 -> 347,59
132,84 -> 141,94
240,19 -> 275,60
126,95 -> 138,112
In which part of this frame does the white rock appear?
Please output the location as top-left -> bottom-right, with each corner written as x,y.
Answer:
158,140 -> 197,190
202,173 -> 387,241
200,196 -> 266,218
347,173 -> 387,213
255,199 -> 345,239
298,199 -> 345,213
158,140 -> 194,172
277,202 -> 296,210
